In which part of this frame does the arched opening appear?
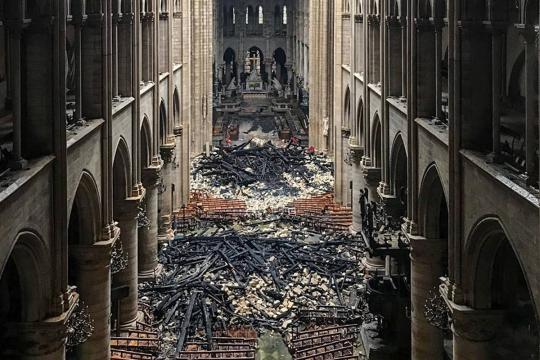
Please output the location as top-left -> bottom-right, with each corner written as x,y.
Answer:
112,138 -> 138,329
0,232 -> 50,356
372,115 -> 382,168
113,139 -> 131,209
242,46 -> 267,86
173,88 -> 181,127
343,87 -> 351,131
273,48 -> 287,84
390,134 -> 407,217
0,232 -> 48,324
159,100 -> 167,145
414,164 -> 450,359
466,218 -> 539,359
258,5 -> 263,24
223,48 -> 237,86
356,100 -> 364,146
67,172 -> 107,359
141,118 -> 152,169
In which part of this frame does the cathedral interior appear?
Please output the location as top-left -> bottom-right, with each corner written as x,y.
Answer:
0,0 -> 539,359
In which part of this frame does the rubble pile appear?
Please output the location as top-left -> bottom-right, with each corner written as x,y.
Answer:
139,225 -> 369,357
191,141 -> 333,212
283,193 -> 353,232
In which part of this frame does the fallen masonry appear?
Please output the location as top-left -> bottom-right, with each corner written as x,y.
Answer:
138,223 -> 374,358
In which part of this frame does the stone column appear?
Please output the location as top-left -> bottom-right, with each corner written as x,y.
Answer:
139,167 -> 161,281
0,290 -> 78,359
2,317 -> 69,360
6,20 -> 26,169
409,235 -> 446,360
521,28 -> 538,186
70,240 -> 114,360
72,14 -> 85,122
434,20 -> 443,121
489,26 -> 503,162
113,196 -> 142,329
112,14 -> 119,97
400,18 -> 407,99
451,305 -> 503,360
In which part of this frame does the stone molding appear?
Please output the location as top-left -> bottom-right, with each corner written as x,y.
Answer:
448,302 -> 504,342
407,235 -> 447,265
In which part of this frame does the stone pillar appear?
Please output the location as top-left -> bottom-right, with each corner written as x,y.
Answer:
409,235 -> 446,360
0,291 -> 80,359
434,20 -> 443,121
72,15 -> 85,122
2,317 -> 69,360
6,21 -> 26,169
521,29 -> 538,186
113,197 -> 142,329
489,26 -> 503,162
112,14 -> 119,97
400,19 -> 407,99
70,240 -> 114,360
350,146 -> 364,233
450,304 -> 503,360
139,167 -> 161,281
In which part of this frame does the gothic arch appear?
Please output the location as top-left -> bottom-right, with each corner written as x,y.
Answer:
390,134 -> 407,203
356,98 -> 364,145
524,0 -> 539,25
113,137 -> 132,204
173,87 -> 181,127
0,231 -> 50,323
418,0 -> 432,18
371,113 -> 382,168
418,163 -> 448,239
343,87 -> 351,130
68,171 -> 102,246
159,99 -> 167,144
141,116 -> 152,169
464,216 -> 539,357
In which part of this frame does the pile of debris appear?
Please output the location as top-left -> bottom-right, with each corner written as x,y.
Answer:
139,225 -> 369,357
283,193 -> 353,232
192,141 -> 333,212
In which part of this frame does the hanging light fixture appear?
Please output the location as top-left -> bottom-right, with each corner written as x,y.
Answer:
111,239 -> 129,274
66,300 -> 94,348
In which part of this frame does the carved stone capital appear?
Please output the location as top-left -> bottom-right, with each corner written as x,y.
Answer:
0,291 -> 79,357
449,304 -> 504,342
115,191 -> 145,221
69,238 -> 115,270
408,235 -> 447,265
142,165 -> 162,188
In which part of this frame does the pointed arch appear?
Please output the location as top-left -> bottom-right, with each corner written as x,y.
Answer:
418,163 -> 448,239
356,98 -> 364,145
159,99 -> 167,144
371,113 -> 382,168
173,87 -> 181,127
343,87 -> 351,130
141,116 -> 152,169
113,137 -> 132,204
68,171 -> 102,246
390,133 -> 407,203
464,216 -> 539,357
0,231 -> 50,323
